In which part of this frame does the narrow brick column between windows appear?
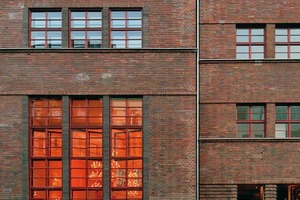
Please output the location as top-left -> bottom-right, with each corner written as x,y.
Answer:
22,96 -> 29,199
103,96 -> 110,199
62,96 -> 70,199
266,24 -> 275,59
101,8 -> 109,48
264,184 -> 277,200
61,8 -> 69,48
266,103 -> 276,138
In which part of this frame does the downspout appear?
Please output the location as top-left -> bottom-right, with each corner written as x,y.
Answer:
196,0 -> 200,199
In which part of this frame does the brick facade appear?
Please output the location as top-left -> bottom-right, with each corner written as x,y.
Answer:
0,0 -> 196,199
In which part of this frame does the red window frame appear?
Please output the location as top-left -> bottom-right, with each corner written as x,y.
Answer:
29,98 -> 63,200
110,97 -> 143,200
275,26 -> 300,59
236,26 -> 265,59
70,97 -> 103,200
110,10 -> 142,48
69,10 -> 102,48
29,10 -> 62,48
276,104 -> 300,138
237,104 -> 266,138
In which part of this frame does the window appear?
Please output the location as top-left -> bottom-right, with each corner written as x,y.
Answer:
110,98 -> 143,199
236,26 -> 265,59
70,10 -> 102,48
29,11 -> 62,48
276,105 -> 300,138
237,105 -> 265,138
29,98 -> 63,199
110,10 -> 142,48
70,97 -> 103,199
275,26 -> 300,59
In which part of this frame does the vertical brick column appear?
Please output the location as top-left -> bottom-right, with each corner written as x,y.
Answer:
199,184 -> 237,199
264,185 -> 277,200
266,103 -> 275,138
102,8 -> 109,48
143,96 -> 150,200
22,96 -> 29,199
62,96 -> 70,200
61,8 -> 69,48
22,7 -> 29,48
103,96 -> 110,200
266,24 -> 275,59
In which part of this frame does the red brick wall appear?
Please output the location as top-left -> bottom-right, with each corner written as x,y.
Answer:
149,96 -> 196,199
0,0 -> 196,48
0,96 -> 22,199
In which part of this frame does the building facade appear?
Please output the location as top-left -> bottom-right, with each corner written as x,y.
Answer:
200,0 -> 300,199
0,0 -> 197,199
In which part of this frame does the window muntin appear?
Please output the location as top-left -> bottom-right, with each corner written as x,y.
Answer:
70,11 -> 102,48
70,98 -> 103,200
30,98 -> 63,200
276,105 -> 300,138
237,105 -> 265,138
275,27 -> 300,59
110,98 -> 143,200
30,11 -> 62,48
236,27 -> 265,59
110,11 -> 142,48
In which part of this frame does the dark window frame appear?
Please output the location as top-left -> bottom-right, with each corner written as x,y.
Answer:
276,104 -> 300,138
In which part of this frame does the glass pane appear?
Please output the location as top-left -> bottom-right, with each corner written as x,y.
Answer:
276,53 -> 288,59
111,11 -> 125,19
88,11 -> 101,19
88,40 -> 101,48
71,31 -> 85,39
275,124 -> 287,138
128,20 -> 142,28
291,36 -> 300,42
31,21 -> 45,28
128,11 -> 142,19
73,191 -> 86,198
290,53 -> 300,59
276,46 -> 288,53
49,191 -> 62,199
251,36 -> 264,42
48,12 -> 61,19
32,12 -> 46,19
252,124 -> 264,131
238,124 -> 249,138
251,53 -> 264,59
291,106 -> 300,120
72,40 -> 85,48
128,99 -> 142,107
88,20 -> 101,28
48,20 -> 62,28
111,99 -> 126,107
31,31 -> 45,39
291,124 -> 300,137
88,190 -> 103,198
72,20 -> 85,28
48,31 -> 61,39
275,35 -> 288,42
236,53 -> 249,59
112,20 -> 126,28
72,12 -> 85,19
291,29 -> 300,35
31,40 -> 45,48
252,29 -> 264,35
236,46 -> 249,53
128,40 -> 142,48
88,31 -> 101,39
237,35 -> 249,42
252,46 -> 264,53
237,106 -> 249,120
111,40 -> 125,48
236,29 -> 248,35
88,117 -> 102,126
291,45 -> 300,53
275,29 -> 288,35
252,106 -> 264,120
128,31 -> 142,39
111,191 -> 126,199
111,31 -> 125,39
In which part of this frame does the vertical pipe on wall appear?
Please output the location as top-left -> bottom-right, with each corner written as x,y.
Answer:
196,0 -> 200,199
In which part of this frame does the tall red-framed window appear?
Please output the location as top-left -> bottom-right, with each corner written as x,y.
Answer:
70,97 -> 103,200
110,10 -> 142,48
275,26 -> 300,59
70,10 -> 102,48
237,104 -> 265,138
110,98 -> 143,200
236,26 -> 265,59
276,104 -> 300,138
29,10 -> 62,48
29,98 -> 63,199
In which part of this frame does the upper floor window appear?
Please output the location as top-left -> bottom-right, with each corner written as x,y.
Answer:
236,26 -> 265,59
29,11 -> 62,48
275,26 -> 300,59
110,10 -> 142,48
276,105 -> 300,138
70,10 -> 102,48
237,105 -> 265,138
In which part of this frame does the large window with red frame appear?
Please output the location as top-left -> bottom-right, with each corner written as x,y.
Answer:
236,26 -> 265,59
276,105 -> 300,138
237,105 -> 265,138
70,10 -> 102,48
29,10 -> 62,48
70,97 -> 103,200
110,10 -> 142,48
275,26 -> 300,59
29,98 -> 63,199
110,98 -> 143,200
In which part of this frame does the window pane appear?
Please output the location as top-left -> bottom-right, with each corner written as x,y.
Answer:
31,31 -> 45,39
251,53 -> 264,59
252,46 -> 264,53
128,11 -> 142,19
291,29 -> 300,35
275,124 -> 287,138
112,20 -> 126,28
71,31 -> 85,39
48,31 -> 61,39
275,46 -> 288,53
291,36 -> 300,42
237,29 -> 249,35
291,106 -> 300,120
237,35 -> 249,42
275,29 -> 288,35
111,40 -> 126,48
48,20 -> 62,28
111,11 -> 125,19
290,53 -> 300,59
48,12 -> 61,20
236,46 -> 249,53
88,40 -> 101,48
252,106 -> 264,120
275,53 -> 288,59
32,12 -> 46,19
252,124 -> 264,138
128,20 -> 142,28
236,53 -> 249,59
275,35 -> 288,42
128,40 -> 142,48
31,21 -> 45,28
252,29 -> 264,35
87,11 -> 101,19
291,45 -> 300,53
251,36 -> 264,42
112,31 -> 126,39
291,124 -> 300,137
128,31 -> 142,39
87,20 -> 101,28
72,12 -> 85,19
72,20 -> 85,28
88,31 -> 101,39
238,124 -> 249,138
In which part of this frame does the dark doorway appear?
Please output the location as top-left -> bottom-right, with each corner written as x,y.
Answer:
238,185 -> 264,200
